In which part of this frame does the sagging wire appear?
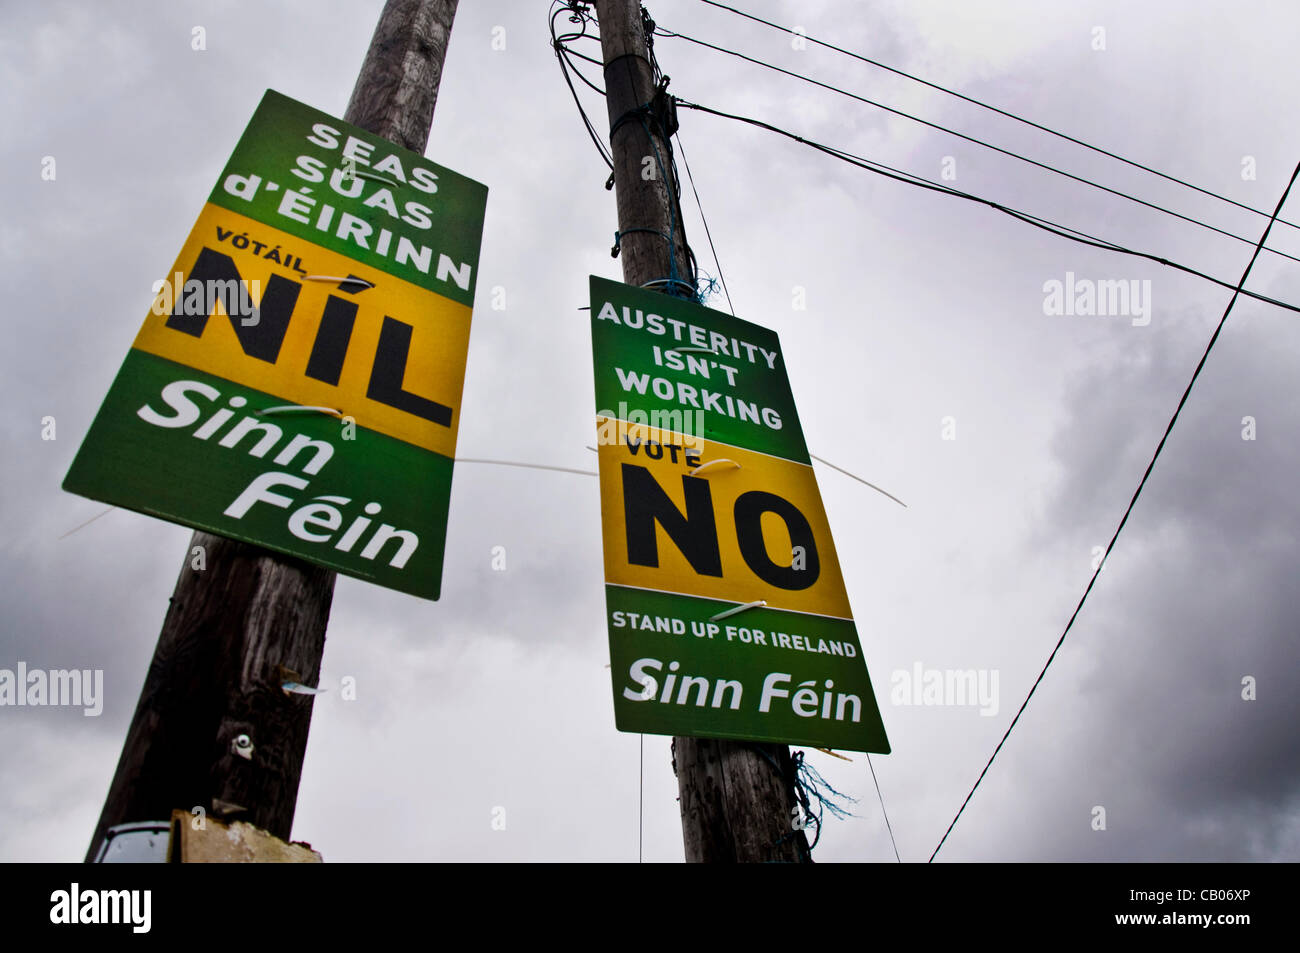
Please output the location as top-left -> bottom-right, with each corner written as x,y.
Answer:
550,1 -> 613,171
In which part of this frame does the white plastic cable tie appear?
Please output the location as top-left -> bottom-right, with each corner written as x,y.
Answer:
348,169 -> 402,188
709,600 -> 766,622
281,681 -> 327,696
257,405 -> 343,418
303,275 -> 375,290
690,458 -> 739,476
667,346 -> 717,355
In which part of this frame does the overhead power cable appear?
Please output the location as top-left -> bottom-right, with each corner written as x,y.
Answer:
457,457 -> 597,478
811,454 -> 906,508
655,25 -> 1300,268
695,0 -> 1300,234
676,98 -> 1300,316
674,127 -> 735,314
928,157 -> 1300,862
58,505 -> 117,540
866,753 -> 902,862
551,1 -> 613,170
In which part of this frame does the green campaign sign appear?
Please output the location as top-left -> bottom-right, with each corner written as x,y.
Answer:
63,90 -> 488,600
209,89 -> 486,308
590,276 -> 890,752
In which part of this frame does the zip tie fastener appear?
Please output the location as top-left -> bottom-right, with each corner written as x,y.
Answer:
667,346 -> 717,355
710,600 -> 766,622
281,681 -> 327,696
346,169 -> 402,187
690,459 -> 738,476
303,275 -> 375,290
258,405 -> 343,418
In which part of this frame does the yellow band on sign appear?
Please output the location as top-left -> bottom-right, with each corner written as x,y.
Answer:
132,204 -> 471,457
597,418 -> 854,619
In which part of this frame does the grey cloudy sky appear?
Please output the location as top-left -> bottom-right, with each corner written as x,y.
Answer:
2,0 -> 1297,862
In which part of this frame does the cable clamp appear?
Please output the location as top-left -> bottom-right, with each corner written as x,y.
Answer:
613,227 -> 671,258
609,101 -> 653,138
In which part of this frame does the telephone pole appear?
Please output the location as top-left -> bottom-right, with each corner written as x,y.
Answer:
84,0 -> 460,863
592,0 -> 812,863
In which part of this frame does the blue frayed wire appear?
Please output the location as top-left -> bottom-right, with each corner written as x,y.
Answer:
639,273 -> 717,307
792,750 -> 857,850
753,745 -> 857,856
640,276 -> 700,302
693,272 -> 720,304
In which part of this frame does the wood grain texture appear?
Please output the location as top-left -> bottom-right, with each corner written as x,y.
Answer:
86,533 -> 334,860
345,0 -> 458,154
674,738 -> 809,863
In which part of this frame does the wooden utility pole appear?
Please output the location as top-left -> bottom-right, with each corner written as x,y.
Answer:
84,0 -> 460,863
592,0 -> 812,863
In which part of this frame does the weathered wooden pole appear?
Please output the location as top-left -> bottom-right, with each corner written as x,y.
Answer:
592,0 -> 811,863
84,0 -> 460,863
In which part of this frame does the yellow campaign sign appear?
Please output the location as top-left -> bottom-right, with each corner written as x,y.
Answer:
597,418 -> 853,619
65,89 -> 488,600
133,203 -> 471,457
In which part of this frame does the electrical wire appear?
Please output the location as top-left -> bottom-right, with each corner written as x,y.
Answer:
655,24 -> 1300,269
674,126 -> 735,313
695,0 -> 1300,234
456,458 -> 597,478
810,453 -> 907,508
58,505 -> 117,540
866,754 -> 902,863
676,98 -> 1300,316
691,1 -> 1300,237
551,3 -> 709,301
550,2 -> 613,170
928,157 -> 1300,862
639,733 -> 644,863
